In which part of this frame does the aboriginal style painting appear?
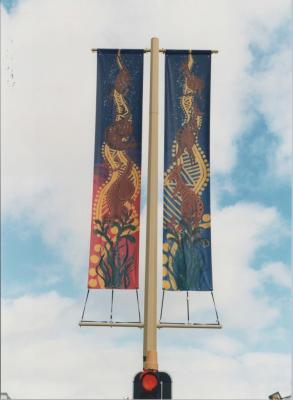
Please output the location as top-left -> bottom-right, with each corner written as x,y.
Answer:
88,49 -> 144,289
163,50 -> 213,291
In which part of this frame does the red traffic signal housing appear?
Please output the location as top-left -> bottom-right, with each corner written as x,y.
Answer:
133,370 -> 172,399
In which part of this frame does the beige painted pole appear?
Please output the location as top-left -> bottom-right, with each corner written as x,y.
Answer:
143,37 -> 159,371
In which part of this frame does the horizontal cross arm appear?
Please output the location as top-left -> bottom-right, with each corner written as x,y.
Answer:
79,320 -> 222,329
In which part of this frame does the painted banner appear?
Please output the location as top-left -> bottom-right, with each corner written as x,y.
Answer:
88,49 -> 144,289
163,50 -> 212,291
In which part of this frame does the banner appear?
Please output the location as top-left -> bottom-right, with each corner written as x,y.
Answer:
163,50 -> 212,291
88,49 -> 144,289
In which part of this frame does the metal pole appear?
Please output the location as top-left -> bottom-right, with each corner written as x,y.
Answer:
143,37 -> 159,371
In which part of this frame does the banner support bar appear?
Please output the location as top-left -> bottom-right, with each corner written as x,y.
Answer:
78,321 -> 222,329
157,322 -> 222,329
79,321 -> 144,328
144,49 -> 219,54
91,48 -> 219,54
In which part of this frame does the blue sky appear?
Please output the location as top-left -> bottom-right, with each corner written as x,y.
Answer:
1,0 -> 18,13
1,0 -> 291,398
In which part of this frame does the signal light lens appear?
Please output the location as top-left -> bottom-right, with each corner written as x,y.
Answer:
141,372 -> 159,392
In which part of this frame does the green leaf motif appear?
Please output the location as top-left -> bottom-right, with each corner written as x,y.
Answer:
121,234 -> 136,243
122,224 -> 136,231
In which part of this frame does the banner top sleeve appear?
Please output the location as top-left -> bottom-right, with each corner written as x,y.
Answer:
96,49 -> 145,55
165,50 -> 212,55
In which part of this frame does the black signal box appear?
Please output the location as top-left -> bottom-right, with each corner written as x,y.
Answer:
133,371 -> 172,399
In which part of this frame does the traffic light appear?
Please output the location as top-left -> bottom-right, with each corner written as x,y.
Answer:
133,370 -> 172,399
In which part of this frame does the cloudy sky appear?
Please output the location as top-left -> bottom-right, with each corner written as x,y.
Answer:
1,0 -> 292,399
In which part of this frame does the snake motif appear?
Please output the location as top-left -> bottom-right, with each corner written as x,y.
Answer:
164,52 -> 209,230
89,50 -> 142,289
162,52 -> 212,291
94,51 -> 140,224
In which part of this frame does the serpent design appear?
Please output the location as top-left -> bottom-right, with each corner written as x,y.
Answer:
88,50 -> 143,289
163,51 -> 212,291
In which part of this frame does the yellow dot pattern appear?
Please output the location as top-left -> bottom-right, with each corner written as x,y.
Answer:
89,279 -> 98,288
94,244 -> 102,252
171,242 -> 178,255
163,243 -> 169,252
90,255 -> 99,264
202,213 -> 210,222
163,280 -> 171,290
110,226 -> 118,235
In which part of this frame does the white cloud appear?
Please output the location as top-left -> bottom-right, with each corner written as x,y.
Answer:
198,333 -> 245,356
259,261 -> 291,288
212,203 -> 286,336
2,292 -> 291,399
161,347 -> 291,400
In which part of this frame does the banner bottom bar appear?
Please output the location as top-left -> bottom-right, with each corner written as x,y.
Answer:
158,322 -> 222,329
79,321 -> 222,329
79,321 -> 144,328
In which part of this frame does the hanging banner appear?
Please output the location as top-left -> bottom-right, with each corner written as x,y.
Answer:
163,50 -> 212,291
88,49 -> 144,289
